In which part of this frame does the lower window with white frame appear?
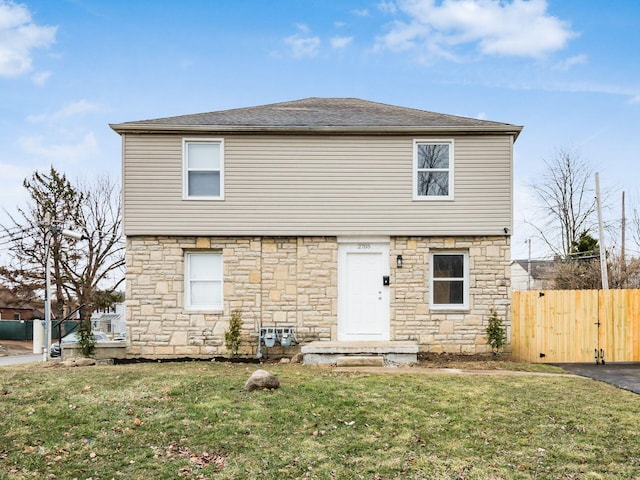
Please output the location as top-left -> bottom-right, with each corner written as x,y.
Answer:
430,251 -> 468,309
185,251 -> 223,310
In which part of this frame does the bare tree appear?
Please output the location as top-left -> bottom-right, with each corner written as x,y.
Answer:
607,254 -> 640,288
0,167 -> 82,317
61,174 -> 125,314
0,167 -> 124,319
549,258 -> 601,290
632,207 -> 640,255
529,148 -> 597,258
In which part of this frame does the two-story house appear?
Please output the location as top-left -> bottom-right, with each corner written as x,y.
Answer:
111,98 -> 522,360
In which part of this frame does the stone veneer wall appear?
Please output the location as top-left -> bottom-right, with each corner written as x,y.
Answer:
126,235 -> 509,358
391,236 -> 510,354
125,236 -> 337,358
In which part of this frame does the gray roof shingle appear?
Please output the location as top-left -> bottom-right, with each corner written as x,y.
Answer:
111,97 -> 522,135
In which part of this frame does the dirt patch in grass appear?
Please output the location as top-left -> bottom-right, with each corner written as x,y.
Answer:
415,352 -> 567,374
0,340 -> 32,356
110,351 -> 564,375
419,351 -> 514,368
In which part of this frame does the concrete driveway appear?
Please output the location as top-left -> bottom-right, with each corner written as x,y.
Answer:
559,363 -> 640,394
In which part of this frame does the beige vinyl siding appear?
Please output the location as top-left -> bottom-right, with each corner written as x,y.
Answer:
123,134 -> 512,236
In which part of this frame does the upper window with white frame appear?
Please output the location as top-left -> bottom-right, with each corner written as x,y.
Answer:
414,139 -> 453,200
430,251 -> 468,310
185,251 -> 223,311
183,139 -> 224,199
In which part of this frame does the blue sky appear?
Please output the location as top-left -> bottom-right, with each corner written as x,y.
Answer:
1,0 -> 639,259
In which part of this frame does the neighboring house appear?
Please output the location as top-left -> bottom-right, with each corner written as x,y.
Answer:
111,98 -> 522,358
90,303 -> 126,336
0,286 -> 42,322
510,260 -> 555,291
0,306 -> 35,322
0,286 -> 42,341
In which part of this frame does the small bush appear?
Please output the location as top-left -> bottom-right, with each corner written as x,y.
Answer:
224,309 -> 243,357
77,320 -> 96,358
486,309 -> 506,354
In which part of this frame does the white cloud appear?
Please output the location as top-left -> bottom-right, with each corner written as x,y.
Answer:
553,53 -> 587,71
352,8 -> 370,17
18,132 -> 99,163
376,0 -> 576,59
26,100 -> 103,123
532,80 -> 640,104
0,0 -> 57,77
378,1 -> 397,14
330,36 -> 353,49
295,23 -> 311,34
476,112 -> 487,120
376,20 -> 425,52
31,70 -> 51,85
284,25 -> 321,58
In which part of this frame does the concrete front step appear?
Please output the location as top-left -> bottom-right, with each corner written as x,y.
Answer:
336,356 -> 384,367
301,341 -> 418,366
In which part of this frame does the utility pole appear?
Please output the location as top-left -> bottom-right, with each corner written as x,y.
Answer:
595,173 -> 609,289
40,216 -> 87,362
526,238 -> 532,290
621,191 -> 626,287
43,213 -> 52,362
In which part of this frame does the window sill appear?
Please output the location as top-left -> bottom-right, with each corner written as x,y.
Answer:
182,197 -> 225,201
429,306 -> 470,313
183,308 -> 224,315
413,197 -> 454,201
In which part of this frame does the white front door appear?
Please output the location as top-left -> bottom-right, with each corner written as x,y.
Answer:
338,238 -> 390,341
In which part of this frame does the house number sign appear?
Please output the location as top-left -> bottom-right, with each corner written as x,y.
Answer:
357,243 -> 371,249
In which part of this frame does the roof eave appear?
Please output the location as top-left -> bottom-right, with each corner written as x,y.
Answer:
110,123 -> 523,139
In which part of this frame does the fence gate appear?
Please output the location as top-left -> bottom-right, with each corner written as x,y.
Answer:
511,289 -> 640,363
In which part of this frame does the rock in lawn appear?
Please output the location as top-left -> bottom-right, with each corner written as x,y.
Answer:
75,358 -> 96,367
290,352 -> 303,364
244,369 -> 280,392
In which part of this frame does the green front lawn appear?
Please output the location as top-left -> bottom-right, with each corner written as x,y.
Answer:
1,362 -> 639,479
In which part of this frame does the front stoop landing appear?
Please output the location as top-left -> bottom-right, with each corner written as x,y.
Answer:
301,341 -> 418,366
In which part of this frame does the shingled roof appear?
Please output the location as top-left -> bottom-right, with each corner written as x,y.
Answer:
111,97 -> 522,137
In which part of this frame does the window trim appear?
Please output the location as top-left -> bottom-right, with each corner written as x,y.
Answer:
429,251 -> 469,310
182,138 -> 225,200
184,251 -> 224,312
413,139 -> 454,201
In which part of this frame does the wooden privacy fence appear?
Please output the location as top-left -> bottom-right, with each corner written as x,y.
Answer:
511,289 -> 640,363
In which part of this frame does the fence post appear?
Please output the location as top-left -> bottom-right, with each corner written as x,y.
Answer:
33,320 -> 44,354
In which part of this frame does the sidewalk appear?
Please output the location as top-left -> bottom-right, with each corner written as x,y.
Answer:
0,340 -> 44,366
0,353 -> 42,366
